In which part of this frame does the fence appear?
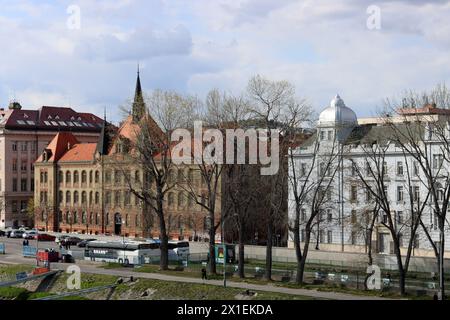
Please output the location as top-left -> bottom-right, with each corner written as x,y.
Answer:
23,246 -> 37,258
0,243 -> 5,254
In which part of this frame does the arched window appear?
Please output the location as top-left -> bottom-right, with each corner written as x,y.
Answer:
135,170 -> 140,183
59,171 -> 64,184
59,191 -> 64,204
73,171 -> 79,184
105,170 -> 111,183
95,192 -> 100,205
89,171 -> 93,184
81,171 -> 87,184
74,191 -> 79,204
89,212 -> 93,224
178,192 -> 185,208
89,191 -> 93,205
66,171 -> 71,184
168,193 -> 175,207
82,211 -> 87,224
115,191 -> 121,207
73,211 -> 78,224
95,171 -> 100,184
66,191 -> 71,205
81,191 -> 87,204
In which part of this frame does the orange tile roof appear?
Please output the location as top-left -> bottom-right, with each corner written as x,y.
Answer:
59,143 -> 97,162
36,132 -> 79,162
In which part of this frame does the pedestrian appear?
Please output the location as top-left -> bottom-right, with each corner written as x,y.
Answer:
201,268 -> 208,280
433,293 -> 439,301
22,239 -> 27,247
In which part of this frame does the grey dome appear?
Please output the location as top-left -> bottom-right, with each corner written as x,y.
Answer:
318,94 -> 357,127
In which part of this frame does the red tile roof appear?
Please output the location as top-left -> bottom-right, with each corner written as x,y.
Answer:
36,132 -> 80,163
59,143 -> 97,162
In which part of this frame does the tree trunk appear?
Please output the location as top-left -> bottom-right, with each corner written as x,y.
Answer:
293,214 -> 303,284
265,218 -> 273,281
439,226 -> 445,300
157,189 -> 169,271
297,231 -> 311,284
238,219 -> 245,278
393,242 -> 406,295
208,209 -> 217,274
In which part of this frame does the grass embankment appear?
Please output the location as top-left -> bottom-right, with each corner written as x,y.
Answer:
0,264 -> 313,300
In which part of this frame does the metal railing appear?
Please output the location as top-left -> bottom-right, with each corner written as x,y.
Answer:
23,246 -> 38,258
0,243 -> 5,254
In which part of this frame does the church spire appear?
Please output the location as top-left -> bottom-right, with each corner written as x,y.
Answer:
132,65 -> 146,122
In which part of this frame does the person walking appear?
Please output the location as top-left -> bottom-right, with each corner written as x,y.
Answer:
201,268 -> 208,281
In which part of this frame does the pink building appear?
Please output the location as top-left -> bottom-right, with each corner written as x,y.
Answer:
0,102 -> 103,229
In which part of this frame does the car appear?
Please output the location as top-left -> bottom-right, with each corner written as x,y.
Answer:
0,230 -> 5,237
23,231 -> 38,239
61,253 -> 75,263
77,239 -> 97,248
9,230 -> 25,238
55,235 -> 69,244
36,234 -> 57,242
60,236 -> 82,246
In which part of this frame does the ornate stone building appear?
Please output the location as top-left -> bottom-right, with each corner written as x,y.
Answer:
34,73 -> 215,240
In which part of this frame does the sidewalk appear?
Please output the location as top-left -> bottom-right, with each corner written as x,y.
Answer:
51,263 -> 393,301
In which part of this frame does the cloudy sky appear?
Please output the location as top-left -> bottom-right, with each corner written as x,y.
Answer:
1,0 -> 450,122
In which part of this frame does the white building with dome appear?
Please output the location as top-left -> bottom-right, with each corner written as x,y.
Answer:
288,94 -> 450,262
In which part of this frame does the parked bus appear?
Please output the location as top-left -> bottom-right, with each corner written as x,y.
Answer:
84,241 -> 159,265
168,240 -> 190,259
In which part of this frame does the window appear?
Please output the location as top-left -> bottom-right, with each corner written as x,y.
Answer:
95,171 -> 100,184
351,162 -> 358,176
12,201 -> 18,213
178,193 -> 186,208
327,209 -> 332,222
114,170 -> 121,184
81,171 -> 87,184
105,192 -> 111,205
300,163 -> 307,177
59,191 -> 64,204
124,191 -> 131,206
365,162 -> 371,176
95,192 -> 100,205
12,141 -> 18,152
320,130 -> 325,141
81,191 -> 87,204
59,171 -> 64,184
350,186 -> 357,202
12,159 -> 17,172
73,212 -> 78,224
327,130 -> 333,141
327,230 -> 333,244
397,186 -> 404,202
12,178 -> 18,192
413,161 -> 419,176
168,193 -> 175,207
20,179 -> 27,192
301,208 -> 306,222
30,179 -> 34,191
437,189 -> 444,202
73,171 -> 79,184
21,142 -> 27,152
66,191 -> 71,204
82,212 -> 87,224
74,191 -> 79,204
89,171 -> 93,184
413,186 -> 420,202
66,171 -> 71,184
115,191 -> 121,207
319,230 -> 325,243
433,154 -> 444,169
351,210 -> 357,224
397,161 -> 403,175
135,170 -> 140,183
105,170 -> 111,183
382,162 -> 388,175
397,211 -> 403,225
21,160 -> 27,172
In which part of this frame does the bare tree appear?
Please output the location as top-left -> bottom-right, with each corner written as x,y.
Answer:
383,85 -> 450,299
118,90 -> 198,270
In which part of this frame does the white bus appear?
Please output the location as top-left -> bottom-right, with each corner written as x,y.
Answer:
84,241 -> 160,265
168,240 -> 190,259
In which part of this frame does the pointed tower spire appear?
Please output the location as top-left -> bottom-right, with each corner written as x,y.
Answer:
132,65 -> 146,122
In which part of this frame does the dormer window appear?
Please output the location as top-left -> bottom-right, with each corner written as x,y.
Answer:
23,113 -> 29,119
55,115 -> 60,120
48,115 -> 52,120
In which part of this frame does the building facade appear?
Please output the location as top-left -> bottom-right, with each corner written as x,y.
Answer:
289,95 -> 450,258
34,73 -> 216,240
0,103 -> 103,229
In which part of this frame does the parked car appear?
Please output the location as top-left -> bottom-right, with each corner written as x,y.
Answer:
23,231 -> 38,239
61,253 -> 75,263
55,235 -> 69,244
9,230 -> 25,238
36,234 -> 57,242
60,236 -> 82,246
77,239 -> 97,248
